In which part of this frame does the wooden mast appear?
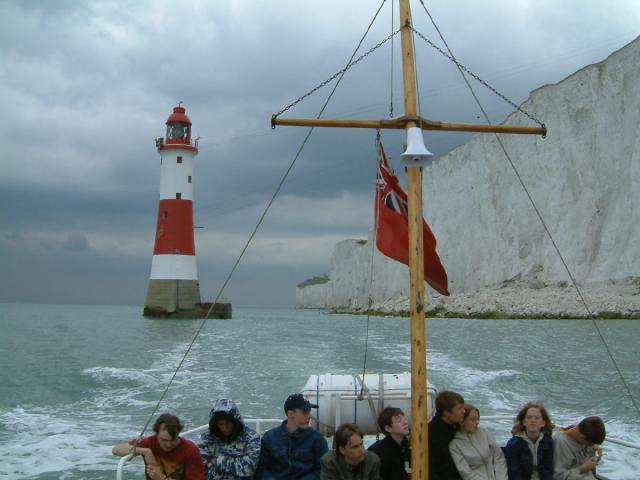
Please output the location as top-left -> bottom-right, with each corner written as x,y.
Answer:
398,1 -> 429,478
272,2 -> 545,479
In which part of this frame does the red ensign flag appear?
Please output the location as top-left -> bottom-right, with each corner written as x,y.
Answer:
375,142 -> 449,296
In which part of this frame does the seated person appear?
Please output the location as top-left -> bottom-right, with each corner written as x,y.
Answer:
449,404 -> 507,480
256,393 -> 328,479
112,412 -> 205,480
368,407 -> 411,480
428,390 -> 466,480
504,402 -> 554,480
198,398 -> 261,479
320,423 -> 382,480
553,416 -> 605,480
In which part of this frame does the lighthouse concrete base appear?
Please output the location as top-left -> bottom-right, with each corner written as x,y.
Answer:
145,279 -> 200,309
144,279 -> 232,319
143,302 -> 232,320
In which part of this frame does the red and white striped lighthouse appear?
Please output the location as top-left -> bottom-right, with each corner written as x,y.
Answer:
144,104 -> 201,314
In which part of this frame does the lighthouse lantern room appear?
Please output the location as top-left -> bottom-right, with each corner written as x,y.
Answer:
144,104 -> 202,316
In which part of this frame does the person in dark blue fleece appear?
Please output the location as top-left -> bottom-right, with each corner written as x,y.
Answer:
256,393 -> 328,480
504,402 -> 554,480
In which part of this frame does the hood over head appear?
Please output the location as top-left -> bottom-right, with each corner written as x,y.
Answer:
209,398 -> 245,440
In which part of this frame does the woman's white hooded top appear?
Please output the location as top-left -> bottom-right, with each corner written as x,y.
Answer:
449,427 -> 508,480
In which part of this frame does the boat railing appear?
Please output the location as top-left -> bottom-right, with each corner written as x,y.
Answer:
480,416 -> 640,450
116,418 -> 282,480
116,416 -> 639,479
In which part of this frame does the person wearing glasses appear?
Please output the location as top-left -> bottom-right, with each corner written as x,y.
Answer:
256,393 -> 328,479
112,412 -> 205,480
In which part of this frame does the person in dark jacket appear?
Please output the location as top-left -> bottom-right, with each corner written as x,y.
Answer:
256,393 -> 328,480
368,407 -> 411,480
198,398 -> 261,480
503,402 -> 554,480
320,423 -> 382,480
428,390 -> 465,480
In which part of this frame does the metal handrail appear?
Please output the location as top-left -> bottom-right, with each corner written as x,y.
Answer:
115,416 -> 639,479
115,418 -> 282,479
116,454 -> 133,480
479,416 -> 640,450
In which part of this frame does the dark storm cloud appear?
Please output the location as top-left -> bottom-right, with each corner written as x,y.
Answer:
62,233 -> 90,252
1,0 -> 639,306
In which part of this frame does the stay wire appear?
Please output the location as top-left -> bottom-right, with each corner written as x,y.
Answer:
359,131 -> 383,398
133,0 -> 391,448
410,8 -> 544,129
418,0 -> 640,418
274,2 -> 397,119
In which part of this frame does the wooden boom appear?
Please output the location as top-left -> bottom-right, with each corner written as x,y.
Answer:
272,115 -> 546,136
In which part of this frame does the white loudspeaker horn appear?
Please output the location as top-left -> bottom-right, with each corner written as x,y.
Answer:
400,127 -> 434,167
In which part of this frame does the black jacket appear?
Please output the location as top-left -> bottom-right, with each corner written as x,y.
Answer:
368,435 -> 410,480
428,414 -> 461,480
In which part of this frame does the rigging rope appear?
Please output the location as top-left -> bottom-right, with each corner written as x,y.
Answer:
417,0 -> 640,418
273,29 -> 401,119
409,21 -> 544,128
360,0 -> 399,398
132,0 -> 390,449
389,1 -> 395,118
359,131 -> 384,398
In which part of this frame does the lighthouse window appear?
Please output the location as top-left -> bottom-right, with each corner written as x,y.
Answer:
176,193 -> 182,199
162,211 -> 168,219
166,122 -> 189,140
188,176 -> 192,183
177,156 -> 183,164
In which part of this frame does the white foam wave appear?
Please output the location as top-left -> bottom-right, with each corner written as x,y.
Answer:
83,366 -> 157,383
0,407 -> 142,478
0,340 -> 215,478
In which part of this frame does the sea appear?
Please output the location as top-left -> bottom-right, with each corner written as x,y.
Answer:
1,303 -> 639,480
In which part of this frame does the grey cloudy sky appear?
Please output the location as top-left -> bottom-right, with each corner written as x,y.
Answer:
1,0 -> 638,308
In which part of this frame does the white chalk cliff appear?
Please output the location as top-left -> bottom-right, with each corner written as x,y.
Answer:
297,37 -> 640,314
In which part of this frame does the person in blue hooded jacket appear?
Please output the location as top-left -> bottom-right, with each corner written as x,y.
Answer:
198,398 -> 261,480
256,393 -> 329,480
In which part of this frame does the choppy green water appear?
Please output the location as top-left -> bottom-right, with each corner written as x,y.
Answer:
1,304 -> 638,479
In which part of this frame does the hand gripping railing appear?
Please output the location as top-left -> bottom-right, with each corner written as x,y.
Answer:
116,418 -> 281,480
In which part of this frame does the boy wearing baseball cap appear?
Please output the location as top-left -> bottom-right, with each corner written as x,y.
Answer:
256,393 -> 328,479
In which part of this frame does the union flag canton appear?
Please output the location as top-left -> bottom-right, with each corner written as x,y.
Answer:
374,141 -> 449,296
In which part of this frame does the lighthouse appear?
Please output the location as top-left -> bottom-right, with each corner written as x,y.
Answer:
144,104 -> 202,316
